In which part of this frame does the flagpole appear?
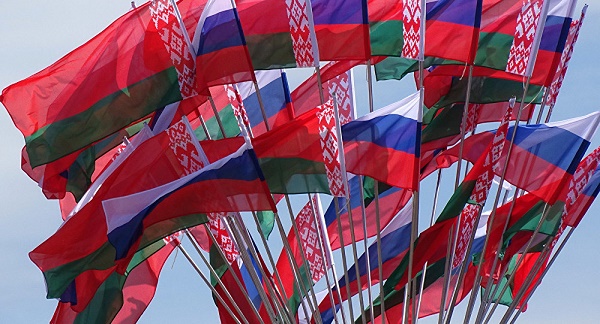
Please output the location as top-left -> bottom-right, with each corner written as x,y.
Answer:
181,232 -> 252,324
454,65 -> 474,189
176,244 -> 244,324
438,224 -> 457,324
191,227 -> 267,324
367,58 -> 386,324
332,94 -> 368,324
408,0 -> 427,320
357,176 -> 375,322
307,194 -> 342,324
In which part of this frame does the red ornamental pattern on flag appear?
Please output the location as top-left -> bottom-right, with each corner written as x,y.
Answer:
327,71 -> 355,125
285,0 -> 317,67
547,13 -> 585,106
453,106 -> 512,268
402,0 -> 422,59
208,212 -> 239,264
166,120 -> 206,175
150,0 -> 198,98
551,146 -> 600,247
505,0 -> 544,76
465,103 -> 480,134
296,195 -> 326,282
317,101 -> 346,197
225,84 -> 250,125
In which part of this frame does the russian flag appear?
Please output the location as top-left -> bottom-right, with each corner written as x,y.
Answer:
342,91 -> 422,190
193,0 -> 254,86
319,202 -> 413,324
311,0 -> 370,60
101,143 -> 275,260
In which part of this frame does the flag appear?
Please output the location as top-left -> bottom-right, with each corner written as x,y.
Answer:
310,0 -> 370,60
367,0 -> 404,57
236,0 -> 319,69
342,91 -> 422,189
193,0 -> 254,86
1,0 -> 205,168
253,106 -> 331,194
275,195 -> 331,315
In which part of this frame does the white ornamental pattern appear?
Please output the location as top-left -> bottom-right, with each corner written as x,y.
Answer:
208,212 -> 239,264
150,0 -> 198,99
402,0 -> 422,59
505,0 -> 544,76
166,120 -> 206,175
327,71 -> 355,125
453,106 -> 512,268
296,195 -> 326,282
547,13 -> 584,106
285,0 -> 316,67
316,101 -> 346,197
224,84 -> 250,125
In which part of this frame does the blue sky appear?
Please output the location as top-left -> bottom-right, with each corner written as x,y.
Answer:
1,1 -> 599,323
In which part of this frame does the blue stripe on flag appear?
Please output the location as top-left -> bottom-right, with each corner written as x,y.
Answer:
197,9 -> 246,55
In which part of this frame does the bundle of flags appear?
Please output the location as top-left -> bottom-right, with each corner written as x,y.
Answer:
1,0 -> 598,323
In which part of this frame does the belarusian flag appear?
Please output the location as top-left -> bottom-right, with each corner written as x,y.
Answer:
1,0 -> 206,167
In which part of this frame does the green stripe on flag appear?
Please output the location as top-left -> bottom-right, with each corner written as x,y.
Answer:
370,20 -> 403,57
195,104 -> 241,141
25,67 -> 181,167
258,157 -> 330,194
473,32 -> 514,70
246,32 -> 297,70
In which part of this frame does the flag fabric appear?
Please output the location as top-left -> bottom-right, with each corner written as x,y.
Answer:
342,91 -> 422,189
50,236 -> 179,324
428,112 -> 600,204
1,0 -> 205,168
323,175 -> 412,251
373,0 -> 483,78
367,0 -> 404,57
310,0 -> 370,60
253,106 -> 331,194
235,70 -> 294,136
275,195 -> 331,315
193,0 -> 254,86
291,61 -> 358,121
546,6 -> 586,107
236,0 -> 319,69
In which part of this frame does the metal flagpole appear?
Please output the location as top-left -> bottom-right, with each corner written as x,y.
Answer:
438,224 -> 457,324
177,244 -> 244,324
454,65 -> 474,189
307,194 -> 342,324
332,95 -> 368,324
334,197 -> 357,321
366,58 -> 386,324
190,226 -> 268,324
357,175 -> 375,322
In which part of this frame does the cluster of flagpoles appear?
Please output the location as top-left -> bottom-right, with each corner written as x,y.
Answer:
2,0 -> 597,323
